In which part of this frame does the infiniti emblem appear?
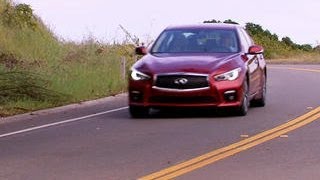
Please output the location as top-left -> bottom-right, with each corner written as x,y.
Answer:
174,78 -> 188,85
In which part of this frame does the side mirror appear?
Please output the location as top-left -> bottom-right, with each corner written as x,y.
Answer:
135,46 -> 147,55
248,45 -> 264,54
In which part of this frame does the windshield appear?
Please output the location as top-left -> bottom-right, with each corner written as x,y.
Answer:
151,29 -> 239,53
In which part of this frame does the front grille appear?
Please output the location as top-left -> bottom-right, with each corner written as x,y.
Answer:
155,74 -> 209,89
150,96 -> 215,104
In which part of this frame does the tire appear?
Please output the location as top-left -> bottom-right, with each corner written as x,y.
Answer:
129,105 -> 149,118
236,80 -> 249,116
251,74 -> 266,107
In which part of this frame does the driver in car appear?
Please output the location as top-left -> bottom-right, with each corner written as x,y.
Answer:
220,34 -> 237,52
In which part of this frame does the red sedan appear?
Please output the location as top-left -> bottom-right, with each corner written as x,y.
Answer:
129,23 -> 266,117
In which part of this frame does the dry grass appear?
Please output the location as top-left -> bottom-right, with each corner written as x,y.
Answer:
267,52 -> 320,64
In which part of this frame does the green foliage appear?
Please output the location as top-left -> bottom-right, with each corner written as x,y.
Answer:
281,36 -> 294,47
245,23 -> 279,41
297,44 -> 313,52
281,36 -> 313,52
244,22 -> 316,58
1,2 -> 37,29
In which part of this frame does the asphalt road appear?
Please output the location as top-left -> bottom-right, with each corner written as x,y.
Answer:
0,64 -> 320,180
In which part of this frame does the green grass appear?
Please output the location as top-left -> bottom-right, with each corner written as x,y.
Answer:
0,99 -> 61,117
49,43 -> 130,101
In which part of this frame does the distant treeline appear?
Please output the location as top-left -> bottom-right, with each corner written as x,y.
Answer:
204,19 -> 319,59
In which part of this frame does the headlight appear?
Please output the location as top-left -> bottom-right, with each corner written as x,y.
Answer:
214,68 -> 241,81
130,68 -> 151,81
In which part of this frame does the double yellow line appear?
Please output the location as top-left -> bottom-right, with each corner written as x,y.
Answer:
140,66 -> 320,180
140,107 -> 320,180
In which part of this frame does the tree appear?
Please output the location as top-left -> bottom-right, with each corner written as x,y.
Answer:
2,3 -> 37,29
223,19 -> 239,24
282,37 -> 295,47
314,45 -> 320,51
271,33 -> 279,41
298,44 -> 313,52
203,19 -> 221,23
203,19 -> 239,25
245,23 -> 264,36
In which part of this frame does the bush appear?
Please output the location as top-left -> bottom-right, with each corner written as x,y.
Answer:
0,70 -> 67,104
1,3 -> 37,29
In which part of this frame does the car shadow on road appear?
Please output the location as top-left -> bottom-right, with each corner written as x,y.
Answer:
134,107 -> 242,119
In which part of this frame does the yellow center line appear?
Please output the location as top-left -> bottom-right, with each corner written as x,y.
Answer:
139,66 -> 320,180
139,107 -> 320,180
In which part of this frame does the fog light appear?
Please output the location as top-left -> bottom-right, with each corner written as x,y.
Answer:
130,91 -> 143,102
224,90 -> 237,101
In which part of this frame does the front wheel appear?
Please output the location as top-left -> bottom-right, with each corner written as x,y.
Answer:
129,105 -> 149,118
236,80 -> 249,116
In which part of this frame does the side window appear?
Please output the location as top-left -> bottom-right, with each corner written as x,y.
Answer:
237,29 -> 250,52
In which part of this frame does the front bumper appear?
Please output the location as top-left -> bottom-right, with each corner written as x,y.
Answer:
129,76 -> 245,108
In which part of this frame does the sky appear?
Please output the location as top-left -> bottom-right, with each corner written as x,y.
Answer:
15,0 -> 320,46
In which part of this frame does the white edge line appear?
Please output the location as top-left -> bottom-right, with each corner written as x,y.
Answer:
0,106 -> 129,139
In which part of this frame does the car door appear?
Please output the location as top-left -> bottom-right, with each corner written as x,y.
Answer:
238,28 -> 261,96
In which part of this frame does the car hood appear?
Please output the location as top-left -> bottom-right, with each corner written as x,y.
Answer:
134,53 -> 242,75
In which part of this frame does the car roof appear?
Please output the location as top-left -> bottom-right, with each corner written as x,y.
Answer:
165,23 -> 242,31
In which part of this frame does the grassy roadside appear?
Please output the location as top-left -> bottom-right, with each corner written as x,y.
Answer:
1,1 -> 320,117
0,0 -> 136,116
0,35 -> 136,116
267,53 -> 320,64
0,42 -> 136,117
